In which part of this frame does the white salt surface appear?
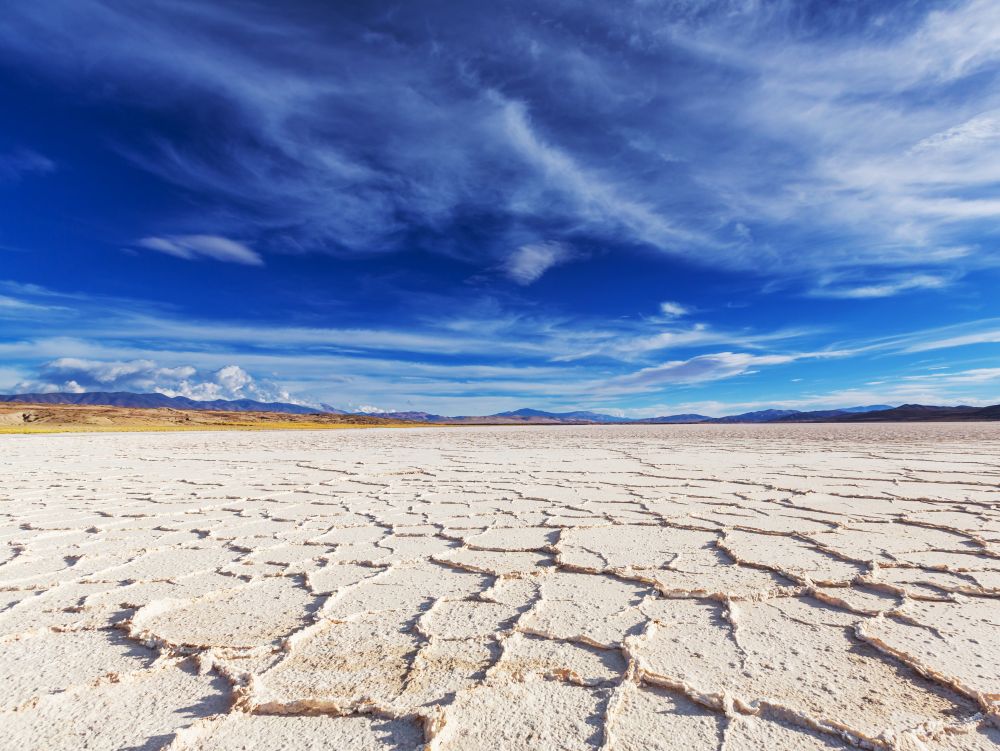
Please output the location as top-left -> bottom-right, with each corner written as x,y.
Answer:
1,424 -> 999,750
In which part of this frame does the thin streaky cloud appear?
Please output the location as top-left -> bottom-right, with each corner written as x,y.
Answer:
137,236 -> 264,266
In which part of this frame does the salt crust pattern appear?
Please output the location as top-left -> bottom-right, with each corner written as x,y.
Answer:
1,423 -> 999,750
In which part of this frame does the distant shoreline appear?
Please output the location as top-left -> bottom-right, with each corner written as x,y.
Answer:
3,400 -> 999,436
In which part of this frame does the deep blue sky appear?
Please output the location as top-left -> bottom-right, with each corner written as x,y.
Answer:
1,0 -> 999,415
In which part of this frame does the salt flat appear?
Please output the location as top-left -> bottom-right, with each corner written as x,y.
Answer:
1,424 -> 999,750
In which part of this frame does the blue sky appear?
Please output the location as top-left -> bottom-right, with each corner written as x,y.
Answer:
1,0 -> 999,416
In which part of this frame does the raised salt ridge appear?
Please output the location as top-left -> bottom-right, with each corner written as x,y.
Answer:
1,423 -> 998,749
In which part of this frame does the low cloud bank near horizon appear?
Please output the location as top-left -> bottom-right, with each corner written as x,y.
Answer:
11,358 -> 302,405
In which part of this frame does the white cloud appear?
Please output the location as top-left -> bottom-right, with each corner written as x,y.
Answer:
896,325 -> 1000,353
595,324 -> 816,361
137,235 -> 264,266
810,274 -> 951,299
0,148 -> 55,182
499,98 -> 698,251
659,0 -> 1000,279
503,241 -> 574,285
912,111 -> 1000,153
602,352 -> 798,391
214,364 -> 254,394
351,404 -> 389,414
901,367 -> 1000,385
658,301 -> 689,318
0,294 -> 66,315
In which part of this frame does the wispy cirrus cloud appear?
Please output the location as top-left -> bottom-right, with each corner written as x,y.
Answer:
848,317 -> 1000,355
658,301 -> 690,318
902,328 -> 1000,354
1,0 -> 996,293
809,273 -> 954,299
0,280 -> 813,365
0,148 -> 55,182
136,235 -> 263,266
599,352 -> 803,393
0,279 -> 822,410
900,367 -> 1000,385
503,242 -> 575,285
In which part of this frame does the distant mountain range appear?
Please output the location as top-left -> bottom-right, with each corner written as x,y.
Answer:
707,405 -> 894,423
2,392 -> 998,423
317,407 -> 717,424
816,403 -> 1000,422
406,405 -> 894,424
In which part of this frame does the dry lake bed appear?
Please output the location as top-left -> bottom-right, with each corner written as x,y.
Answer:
1,423 -> 999,750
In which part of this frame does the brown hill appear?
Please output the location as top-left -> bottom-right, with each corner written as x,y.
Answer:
0,402 -> 423,434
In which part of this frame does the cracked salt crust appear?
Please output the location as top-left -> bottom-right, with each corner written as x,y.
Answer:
419,598 -> 521,639
131,575 -> 320,650
433,547 -> 554,576
1,423 -> 998,749
249,611 -> 422,711
0,628 -> 157,710
721,529 -> 867,585
433,680 -> 606,750
721,714 -> 849,749
519,571 -> 654,647
166,713 -> 424,750
491,632 -> 626,686
858,596 -> 1000,700
4,659 -> 230,751
603,682 -> 723,749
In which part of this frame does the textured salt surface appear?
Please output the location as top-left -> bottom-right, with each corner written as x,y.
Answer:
1,423 -> 999,750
